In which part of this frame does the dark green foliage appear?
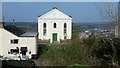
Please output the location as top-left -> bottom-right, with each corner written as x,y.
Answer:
93,38 -> 120,66
112,38 -> 120,65
82,36 -> 95,45
36,28 -> 120,66
93,39 -> 113,64
38,39 -> 100,66
37,44 -> 48,58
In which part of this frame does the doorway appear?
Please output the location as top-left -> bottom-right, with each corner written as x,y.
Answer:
52,33 -> 57,42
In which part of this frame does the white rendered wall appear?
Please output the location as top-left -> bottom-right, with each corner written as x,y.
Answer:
0,29 -> 3,55
2,29 -> 18,56
0,28 -> 37,58
19,37 -> 37,55
38,19 -> 72,43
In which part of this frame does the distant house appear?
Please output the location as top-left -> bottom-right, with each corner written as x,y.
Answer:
0,22 -> 38,60
38,7 -> 72,43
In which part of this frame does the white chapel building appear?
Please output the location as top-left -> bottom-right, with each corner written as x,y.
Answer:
38,7 -> 72,43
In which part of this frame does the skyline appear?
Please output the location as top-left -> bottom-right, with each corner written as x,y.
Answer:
2,2 -> 118,23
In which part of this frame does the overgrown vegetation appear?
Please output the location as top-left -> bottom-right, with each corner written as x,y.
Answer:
93,38 -> 120,66
36,26 -> 120,67
38,41 -> 100,66
36,31 -> 100,66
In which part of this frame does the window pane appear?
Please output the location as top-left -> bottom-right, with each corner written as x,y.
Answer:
64,23 -> 67,35
54,23 -> 56,28
64,23 -> 67,28
64,29 -> 67,34
43,23 -> 46,27
14,39 -> 18,44
43,23 -> 47,35
11,40 -> 13,43
64,36 -> 67,39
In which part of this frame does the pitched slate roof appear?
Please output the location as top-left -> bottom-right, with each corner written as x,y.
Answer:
4,25 -> 38,37
20,32 -> 38,37
4,25 -> 25,36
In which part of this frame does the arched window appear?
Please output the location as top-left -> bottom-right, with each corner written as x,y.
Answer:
43,23 -> 46,35
64,23 -> 67,39
53,23 -> 57,28
43,23 -> 46,27
64,23 -> 67,28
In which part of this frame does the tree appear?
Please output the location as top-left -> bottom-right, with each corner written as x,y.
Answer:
99,2 -> 119,38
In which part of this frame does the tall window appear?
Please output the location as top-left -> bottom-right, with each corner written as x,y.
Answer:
64,23 -> 67,34
64,23 -> 67,39
43,23 -> 46,35
53,23 -> 57,28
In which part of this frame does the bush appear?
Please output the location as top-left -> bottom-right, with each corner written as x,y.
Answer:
82,36 -> 95,45
93,38 -> 120,66
38,39 -> 100,66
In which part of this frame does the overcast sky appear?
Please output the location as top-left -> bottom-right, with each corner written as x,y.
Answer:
2,2 -> 118,23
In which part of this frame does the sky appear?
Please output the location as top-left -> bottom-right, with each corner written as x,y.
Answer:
0,1 -> 2,21
2,2 -> 118,23
1,0 -> 120,2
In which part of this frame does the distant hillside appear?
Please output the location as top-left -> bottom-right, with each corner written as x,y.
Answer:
73,22 -> 114,29
5,22 -> 38,32
4,22 -> 114,32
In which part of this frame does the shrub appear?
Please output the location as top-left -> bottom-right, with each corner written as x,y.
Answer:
38,39 -> 100,66
82,36 -> 95,45
93,38 -> 120,66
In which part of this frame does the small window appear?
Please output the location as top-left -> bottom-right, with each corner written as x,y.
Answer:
11,39 -> 18,44
53,23 -> 57,28
10,48 -> 19,54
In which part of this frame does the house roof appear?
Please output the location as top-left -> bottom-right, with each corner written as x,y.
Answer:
4,25 -> 38,37
38,7 -> 72,20
20,32 -> 38,37
4,25 -> 25,36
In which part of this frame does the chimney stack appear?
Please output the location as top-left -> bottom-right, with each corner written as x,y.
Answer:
0,21 -> 5,28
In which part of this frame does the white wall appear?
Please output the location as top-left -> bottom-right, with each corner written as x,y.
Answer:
38,19 -> 72,43
2,28 -> 18,56
0,28 -> 37,58
0,29 -> 3,55
19,37 -> 37,55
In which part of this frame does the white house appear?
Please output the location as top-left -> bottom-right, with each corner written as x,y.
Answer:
0,22 -> 38,60
38,7 -> 72,43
